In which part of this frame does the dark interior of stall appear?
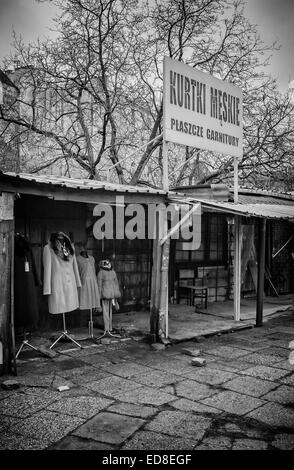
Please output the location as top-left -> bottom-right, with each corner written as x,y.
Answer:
14,193 -> 152,338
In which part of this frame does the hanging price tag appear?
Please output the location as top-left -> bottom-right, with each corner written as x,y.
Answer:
24,261 -> 30,272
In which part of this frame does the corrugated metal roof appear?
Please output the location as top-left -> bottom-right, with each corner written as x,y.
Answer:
229,194 -> 294,206
3,172 -> 167,195
198,200 -> 294,220
168,194 -> 294,220
2,172 -> 294,220
228,187 -> 294,203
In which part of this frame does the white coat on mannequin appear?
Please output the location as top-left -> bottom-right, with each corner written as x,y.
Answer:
43,244 -> 81,314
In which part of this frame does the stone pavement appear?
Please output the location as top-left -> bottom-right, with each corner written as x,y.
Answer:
1,312 -> 294,451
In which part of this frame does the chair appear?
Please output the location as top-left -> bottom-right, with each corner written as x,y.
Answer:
176,277 -> 195,305
175,268 -> 209,309
176,268 -> 197,305
191,275 -> 209,310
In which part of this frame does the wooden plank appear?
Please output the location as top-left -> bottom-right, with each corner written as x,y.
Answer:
0,205 -> 14,373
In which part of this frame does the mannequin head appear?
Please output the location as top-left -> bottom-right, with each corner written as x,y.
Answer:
50,232 -> 74,261
99,259 -> 112,270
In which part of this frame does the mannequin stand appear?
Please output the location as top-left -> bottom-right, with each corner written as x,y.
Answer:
16,332 -> 41,359
50,312 -> 82,349
96,330 -> 121,341
88,308 -> 94,339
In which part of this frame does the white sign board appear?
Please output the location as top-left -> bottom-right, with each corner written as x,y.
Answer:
163,57 -> 243,158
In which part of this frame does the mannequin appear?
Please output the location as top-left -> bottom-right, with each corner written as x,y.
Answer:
14,233 -> 41,358
97,259 -> 121,339
76,249 -> 101,338
43,232 -> 82,349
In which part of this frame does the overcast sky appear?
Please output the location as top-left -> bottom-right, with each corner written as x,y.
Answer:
0,0 -> 293,92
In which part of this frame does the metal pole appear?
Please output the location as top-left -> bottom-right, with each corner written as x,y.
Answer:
234,156 -> 238,203
233,215 -> 241,321
162,140 -> 169,191
233,156 -> 241,321
256,218 -> 266,327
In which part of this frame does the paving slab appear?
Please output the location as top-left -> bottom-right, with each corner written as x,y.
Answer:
114,385 -> 176,406
83,375 -> 142,396
46,396 -> 113,418
107,402 -> 158,419
261,385 -> 294,405
0,414 -> 22,432
200,391 -> 266,415
0,431 -> 47,450
240,352 -> 285,366
221,376 -> 279,397
246,402 -> 294,429
159,385 -> 176,395
21,387 -> 62,400
261,346 -> 290,359
73,411 -> 145,444
217,339 -> 271,352
223,422 -> 267,439
132,370 -> 181,388
145,410 -> 211,442
232,438 -> 268,450
0,389 -> 14,401
170,398 -> 222,415
174,379 -> 218,402
205,345 -> 251,360
195,436 -> 232,450
122,430 -> 196,450
207,360 -> 253,373
239,365 -> 289,382
69,370 -> 111,386
57,364 -> 101,379
48,435 -> 116,450
9,410 -> 85,446
79,354 -> 114,367
183,368 -> 238,386
271,433 -> 294,450
279,374 -> 294,386
272,360 -> 294,371
99,362 -> 152,378
53,358 -> 87,370
0,391 -> 59,418
16,373 -> 55,388
148,358 -> 199,376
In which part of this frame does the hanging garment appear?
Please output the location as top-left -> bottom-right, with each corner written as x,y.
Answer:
76,254 -> 101,310
14,234 -> 40,329
43,244 -> 81,314
97,268 -> 121,300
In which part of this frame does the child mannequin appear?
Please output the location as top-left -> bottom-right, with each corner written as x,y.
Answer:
97,259 -> 121,335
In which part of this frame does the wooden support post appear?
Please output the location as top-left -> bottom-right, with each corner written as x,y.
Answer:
149,212 -> 162,342
256,218 -> 266,327
158,237 -> 170,340
150,207 -> 170,341
234,215 -> 241,321
0,192 -> 15,375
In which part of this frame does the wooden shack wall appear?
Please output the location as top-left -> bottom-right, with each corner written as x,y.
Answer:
0,193 -> 14,373
85,204 -> 152,312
